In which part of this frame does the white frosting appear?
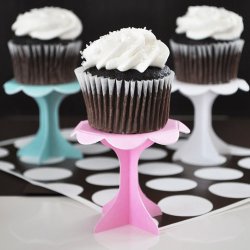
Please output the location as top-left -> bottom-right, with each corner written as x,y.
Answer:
12,7 -> 83,40
176,6 -> 244,40
81,28 -> 170,73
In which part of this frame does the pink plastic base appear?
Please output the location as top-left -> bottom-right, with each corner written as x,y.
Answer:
73,120 -> 190,235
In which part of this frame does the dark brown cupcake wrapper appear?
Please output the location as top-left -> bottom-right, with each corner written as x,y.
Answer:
75,67 -> 174,134
8,40 -> 82,85
170,39 -> 244,84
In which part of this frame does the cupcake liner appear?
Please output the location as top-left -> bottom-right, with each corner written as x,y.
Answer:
170,39 -> 244,84
8,40 -> 82,85
75,67 -> 173,134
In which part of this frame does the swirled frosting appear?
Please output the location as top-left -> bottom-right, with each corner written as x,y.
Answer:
12,7 -> 83,40
81,28 -> 170,73
176,6 -> 244,40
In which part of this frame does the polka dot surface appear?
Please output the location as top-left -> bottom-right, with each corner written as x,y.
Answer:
23,168 -> 72,181
0,161 -> 15,171
209,182 -> 250,199
74,143 -> 110,155
46,183 -> 83,196
3,126 -> 250,231
146,178 -> 197,192
76,143 -> 109,154
75,157 -> 119,171
194,167 -> 243,181
0,148 -> 9,158
61,128 -> 76,142
238,157 -> 250,170
14,136 -> 33,149
140,148 -> 167,160
228,145 -> 250,156
167,139 -> 186,151
158,195 -> 213,217
20,156 -> 65,165
92,188 -> 118,206
180,133 -> 189,139
139,162 -> 183,176
86,173 -> 119,186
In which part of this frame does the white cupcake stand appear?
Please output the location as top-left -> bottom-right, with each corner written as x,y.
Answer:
171,79 -> 250,166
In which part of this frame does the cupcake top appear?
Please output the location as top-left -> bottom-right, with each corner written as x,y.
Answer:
81,27 -> 170,73
175,6 -> 244,41
12,6 -> 83,40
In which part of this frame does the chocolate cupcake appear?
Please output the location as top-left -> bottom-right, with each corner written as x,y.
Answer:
8,7 -> 83,85
75,28 -> 174,134
170,6 -> 244,84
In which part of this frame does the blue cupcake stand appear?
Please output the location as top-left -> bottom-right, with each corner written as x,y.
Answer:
3,80 -> 82,165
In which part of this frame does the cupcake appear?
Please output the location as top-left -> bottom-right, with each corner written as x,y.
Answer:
170,6 -> 244,84
75,28 -> 174,134
8,7 -> 83,85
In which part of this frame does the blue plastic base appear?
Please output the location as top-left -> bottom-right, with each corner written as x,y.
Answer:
4,80 -> 82,165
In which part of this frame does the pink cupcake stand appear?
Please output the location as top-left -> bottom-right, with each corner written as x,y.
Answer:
73,119 -> 190,235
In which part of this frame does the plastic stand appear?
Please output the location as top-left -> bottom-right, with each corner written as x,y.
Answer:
3,79 -> 82,165
73,119 -> 190,235
172,79 -> 250,166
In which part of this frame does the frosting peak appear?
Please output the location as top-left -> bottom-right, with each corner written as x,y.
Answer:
176,6 -> 244,40
81,28 -> 170,73
12,7 -> 83,40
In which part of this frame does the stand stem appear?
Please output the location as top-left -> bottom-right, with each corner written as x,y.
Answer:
18,92 -> 81,164
95,140 -> 161,234
174,92 -> 226,166
36,92 -> 64,158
